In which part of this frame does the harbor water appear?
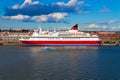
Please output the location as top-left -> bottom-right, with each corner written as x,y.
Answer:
0,46 -> 120,80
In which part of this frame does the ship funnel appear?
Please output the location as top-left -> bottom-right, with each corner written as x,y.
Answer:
70,24 -> 78,30
69,24 -> 78,34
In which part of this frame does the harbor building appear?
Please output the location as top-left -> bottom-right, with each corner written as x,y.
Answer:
0,29 -> 33,46
97,31 -> 120,45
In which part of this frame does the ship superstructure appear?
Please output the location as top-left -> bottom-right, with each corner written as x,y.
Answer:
20,24 -> 101,46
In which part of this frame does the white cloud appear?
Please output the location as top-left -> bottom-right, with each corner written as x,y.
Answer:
55,0 -> 84,6
32,12 -> 68,23
111,27 -> 116,30
32,1 -> 39,5
118,26 -> 120,28
12,0 -> 40,9
66,0 -> 77,6
11,14 -> 30,20
22,0 -> 32,7
1,13 -> 68,23
24,0 -> 32,4
103,26 -> 107,29
88,24 -> 99,28
1,14 -> 30,21
55,2 -> 65,6
32,15 -> 48,22
111,26 -> 120,31
21,0 -> 40,7
107,20 -> 119,24
49,13 -> 68,20
12,5 -> 20,9
100,6 -> 110,13
78,11 -> 90,14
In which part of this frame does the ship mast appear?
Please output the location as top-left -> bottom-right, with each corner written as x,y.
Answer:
38,27 -> 42,35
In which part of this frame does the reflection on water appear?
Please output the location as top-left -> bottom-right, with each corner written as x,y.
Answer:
0,46 -> 120,80
27,46 -> 99,80
28,46 -> 99,51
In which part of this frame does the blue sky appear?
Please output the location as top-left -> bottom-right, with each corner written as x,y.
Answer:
0,0 -> 120,31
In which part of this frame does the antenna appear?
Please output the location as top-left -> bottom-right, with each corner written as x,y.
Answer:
54,27 -> 56,32
38,26 -> 42,34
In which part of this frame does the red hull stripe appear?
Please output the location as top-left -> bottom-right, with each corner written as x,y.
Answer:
24,44 -> 99,46
21,41 -> 100,45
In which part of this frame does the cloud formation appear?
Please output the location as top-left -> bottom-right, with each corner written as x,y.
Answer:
1,13 -> 68,23
78,11 -> 90,14
88,24 -> 99,28
100,6 -> 111,13
4,0 -> 89,16
1,14 -> 30,21
2,0 -> 90,23
102,26 -> 107,29
118,26 -> 120,28
54,0 -> 83,7
32,12 -> 68,23
82,20 -> 120,25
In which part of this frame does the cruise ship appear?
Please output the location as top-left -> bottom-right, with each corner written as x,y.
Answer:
19,24 -> 101,46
